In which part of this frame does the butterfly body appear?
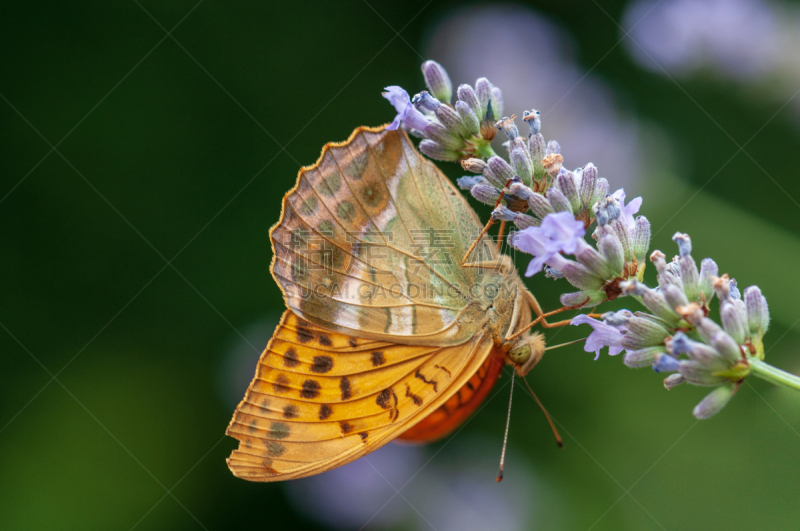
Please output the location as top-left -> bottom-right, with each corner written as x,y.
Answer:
227,126 -> 545,481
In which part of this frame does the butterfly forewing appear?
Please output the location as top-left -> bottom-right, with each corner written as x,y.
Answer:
270,126 -> 500,346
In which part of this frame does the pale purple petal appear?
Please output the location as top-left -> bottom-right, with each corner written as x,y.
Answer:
511,212 -> 586,277
382,86 -> 430,131
540,211 -> 585,254
571,314 -> 624,360
612,188 -> 642,231
653,353 -> 681,373
383,86 -> 410,113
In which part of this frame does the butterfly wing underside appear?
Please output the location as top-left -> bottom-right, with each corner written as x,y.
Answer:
270,125 -> 500,347
226,311 -> 494,481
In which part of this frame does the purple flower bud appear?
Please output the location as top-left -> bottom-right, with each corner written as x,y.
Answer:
485,156 -> 515,188
679,360 -> 727,386
744,286 -> 770,335
556,171 -> 581,213
421,60 -> 452,103
457,175 -> 488,190
670,332 -> 723,367
624,347 -> 665,368
720,301 -> 747,345
579,163 -> 597,207
604,309 -> 633,327
592,178 -> 609,207
598,234 -> 625,274
711,275 -> 732,301
576,241 -> 617,279
560,260 -> 604,291
424,122 -> 464,151
611,219 -> 634,262
412,90 -> 441,112
457,84 -> 481,118
672,232 -> 692,257
455,101 -> 481,135
522,109 -> 541,136
663,284 -> 689,311
435,104 -> 469,138
471,184 -> 501,205
475,77 -> 493,118
560,290 -> 607,308
693,384 -> 736,419
461,158 -> 487,174
529,133 -> 546,161
547,187 -> 573,213
419,139 -> 459,161
641,288 -> 679,322
495,116 -> 519,140
711,331 -> 742,364
510,147 -> 533,187
653,353 -> 681,373
508,181 -> 534,201
491,87 -> 504,119
650,250 -> 667,274
622,316 -> 670,350
679,256 -> 700,302
633,217 -> 651,263
664,373 -> 685,390
546,140 -> 561,155
492,204 -> 517,222
699,258 -> 718,299
527,192 -> 553,219
513,213 -> 539,230
730,278 -> 741,300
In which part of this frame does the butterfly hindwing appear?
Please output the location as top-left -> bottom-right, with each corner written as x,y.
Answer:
270,126 -> 501,347
396,351 -> 506,443
226,310 -> 494,481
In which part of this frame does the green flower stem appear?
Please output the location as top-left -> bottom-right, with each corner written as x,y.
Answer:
473,142 -> 496,160
749,358 -> 800,392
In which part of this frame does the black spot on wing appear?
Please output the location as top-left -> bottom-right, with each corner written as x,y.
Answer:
300,379 -> 321,399
311,355 -> 333,373
371,351 -> 386,367
268,422 -> 290,440
318,334 -> 333,347
296,321 -> 314,343
319,404 -> 332,420
283,348 -> 300,368
340,421 -> 353,434
283,404 -> 299,419
274,374 -> 291,394
405,383 -> 423,406
414,369 -> 438,392
376,389 -> 392,409
340,376 -> 352,400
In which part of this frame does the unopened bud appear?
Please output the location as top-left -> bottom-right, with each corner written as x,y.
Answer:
421,60 -> 452,103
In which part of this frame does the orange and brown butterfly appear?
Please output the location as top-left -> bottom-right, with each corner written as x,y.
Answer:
225,124 -> 568,482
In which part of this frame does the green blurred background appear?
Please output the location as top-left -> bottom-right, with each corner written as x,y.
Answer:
3,1 -> 800,529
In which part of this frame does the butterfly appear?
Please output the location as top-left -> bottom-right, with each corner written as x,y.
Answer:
226,125 -> 568,482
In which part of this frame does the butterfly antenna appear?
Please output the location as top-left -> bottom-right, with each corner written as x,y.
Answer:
497,370 -> 515,482
522,376 -> 563,448
544,337 -> 589,351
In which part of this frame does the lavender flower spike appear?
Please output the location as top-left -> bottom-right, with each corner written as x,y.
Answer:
382,86 -> 429,132
571,314 -> 624,360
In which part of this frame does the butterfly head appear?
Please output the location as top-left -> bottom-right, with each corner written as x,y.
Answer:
507,332 -> 545,377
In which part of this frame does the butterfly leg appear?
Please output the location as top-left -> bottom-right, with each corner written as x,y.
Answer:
461,179 -> 515,267
496,221 -> 506,253
504,290 -> 591,342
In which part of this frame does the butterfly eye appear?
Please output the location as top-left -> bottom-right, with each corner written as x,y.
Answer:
508,344 -> 532,364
